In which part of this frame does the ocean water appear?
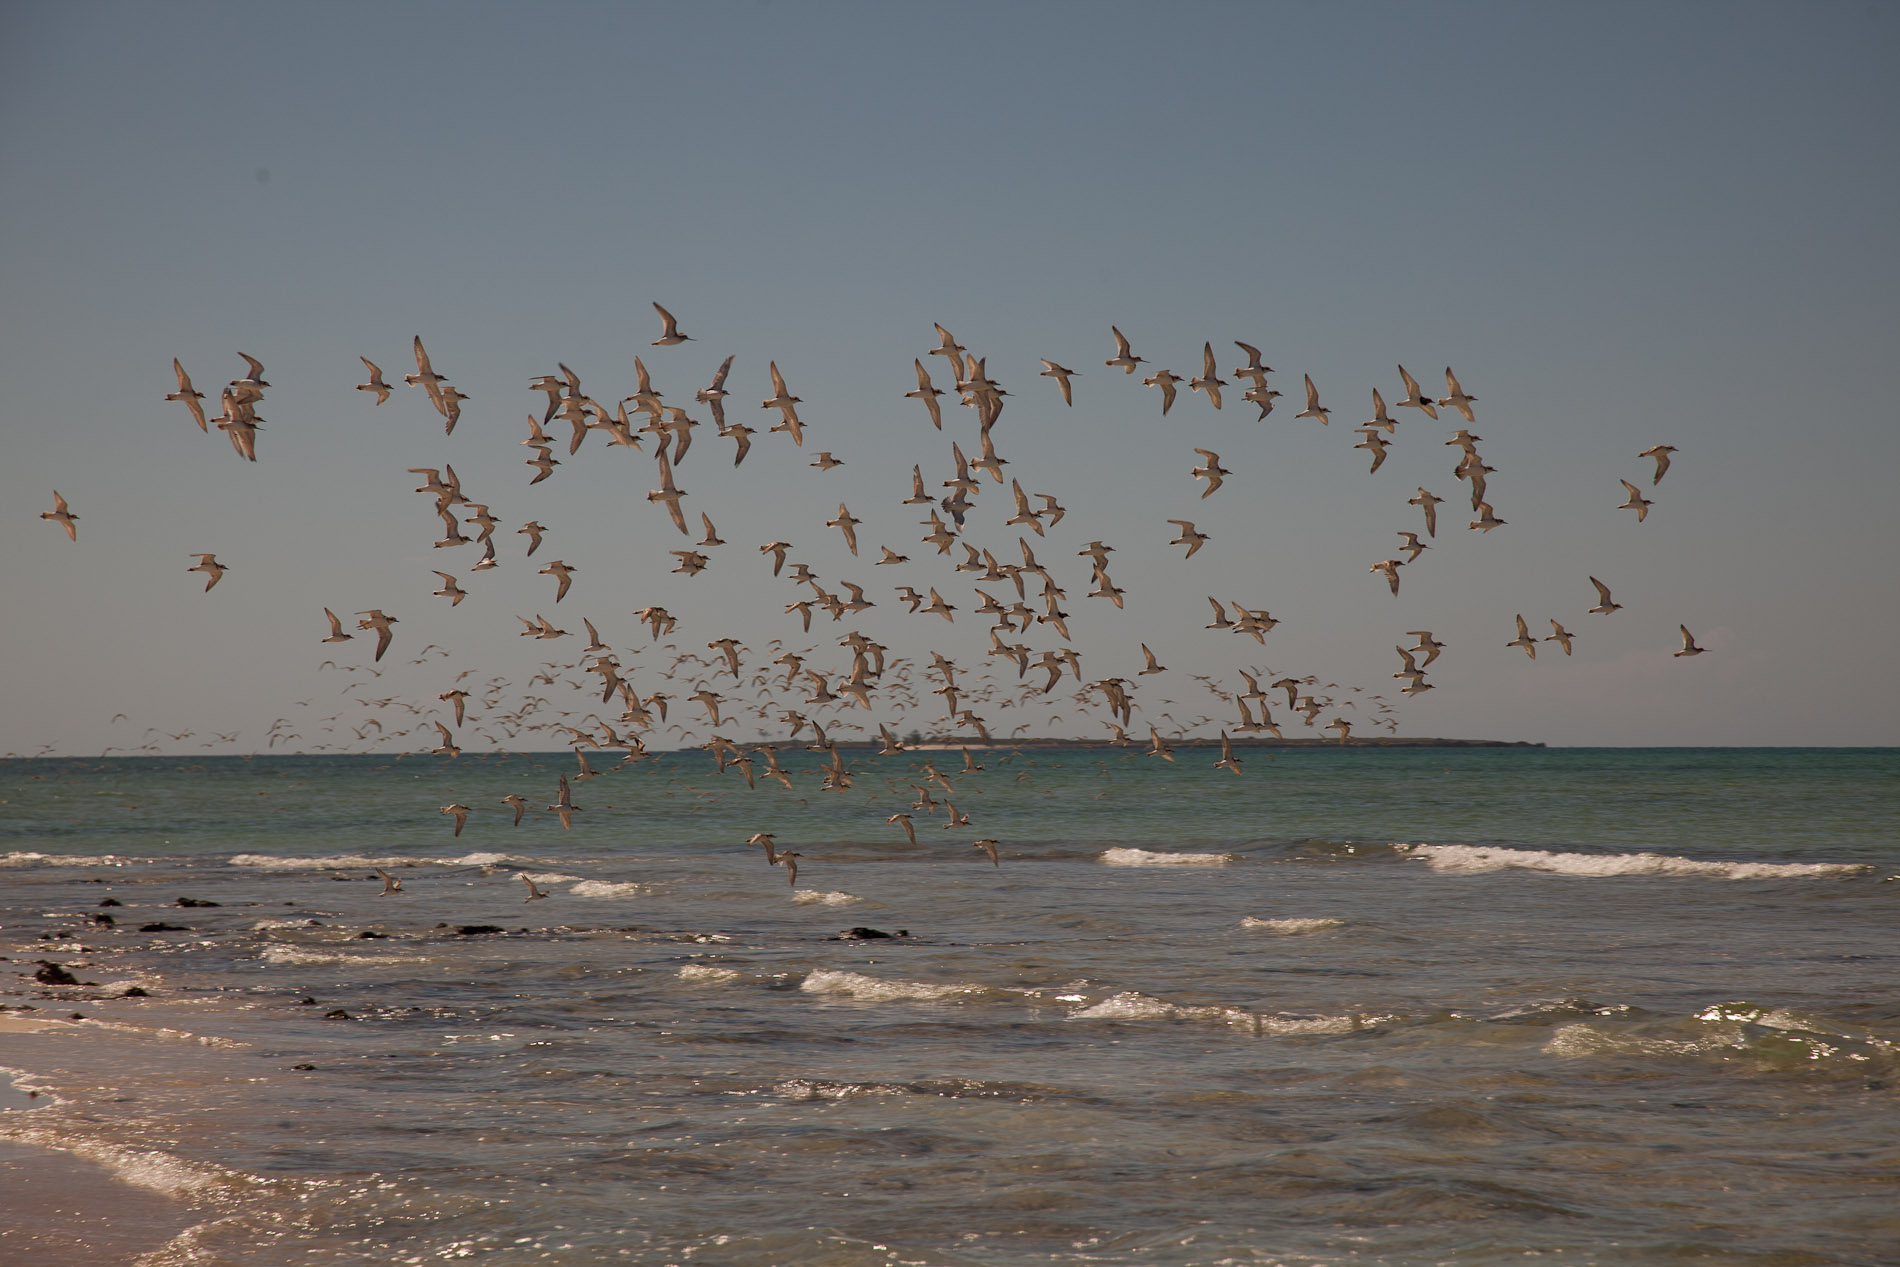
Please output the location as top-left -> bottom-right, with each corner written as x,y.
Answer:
2,746 -> 1896,1265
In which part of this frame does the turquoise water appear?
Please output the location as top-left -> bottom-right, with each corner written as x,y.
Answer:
2,747 -> 1897,1264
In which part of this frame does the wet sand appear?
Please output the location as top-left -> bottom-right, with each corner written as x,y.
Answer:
0,1138 -> 196,1265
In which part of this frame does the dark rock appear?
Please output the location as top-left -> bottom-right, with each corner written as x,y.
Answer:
34,962 -> 80,985
455,924 -> 505,936
98,898 -> 122,907
827,927 -> 910,940
291,1063 -> 317,1071
122,986 -> 150,998
92,913 -> 116,926
139,923 -> 189,932
323,1009 -> 351,1019
174,897 -> 221,908
354,931 -> 390,939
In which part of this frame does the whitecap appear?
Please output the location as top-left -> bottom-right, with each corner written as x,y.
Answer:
1100,847 -> 1233,867
260,945 -> 431,966
1068,991 -> 1356,1035
1,851 -> 132,868
1408,843 -> 1868,880
790,890 -> 860,905
567,880 -> 648,898
799,969 -> 976,1002
677,965 -> 741,984
230,851 -> 530,871
1241,916 -> 1346,934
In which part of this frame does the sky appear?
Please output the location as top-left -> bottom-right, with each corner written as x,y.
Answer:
2,0 -> 1896,754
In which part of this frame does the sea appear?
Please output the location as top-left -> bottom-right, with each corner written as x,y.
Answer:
1,745 -> 1896,1266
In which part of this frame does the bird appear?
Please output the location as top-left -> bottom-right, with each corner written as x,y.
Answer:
355,610 -> 398,662
1469,502 -> 1506,532
374,868 -> 403,895
928,323 -> 966,380
1354,429 -> 1390,473
1296,374 -> 1330,425
431,572 -> 466,606
1038,359 -> 1078,405
440,803 -> 470,836
538,560 -> 576,602
41,491 -> 77,541
1167,520 -> 1209,559
501,793 -> 528,826
1437,367 -> 1477,422
1546,620 -> 1576,655
1105,326 -> 1146,374
1408,631 -> 1445,668
906,360 -> 944,429
1191,449 -> 1229,497
1214,731 -> 1242,776
761,362 -> 804,445
887,813 -> 917,845
520,873 -> 548,901
647,450 -> 690,534
1508,615 -> 1538,659
1640,445 -> 1678,484
1139,644 -> 1166,675
548,774 -> 579,829
1675,626 -> 1706,657
1147,727 -> 1174,762
1409,488 -> 1443,538
188,553 -> 227,591
518,521 -> 547,555
777,850 -> 803,887
1143,368 -> 1182,415
810,451 -> 844,471
827,505 -> 861,555
1362,388 -> 1397,434
1396,531 -> 1429,563
1371,559 -> 1402,595
971,839 -> 1000,867
651,302 -> 692,345
167,360 -> 208,431
1395,365 -> 1439,419
1619,480 -> 1653,522
321,608 -> 354,643
1189,343 -> 1226,409
432,722 -> 461,758
356,357 -> 392,405
1588,576 -> 1622,615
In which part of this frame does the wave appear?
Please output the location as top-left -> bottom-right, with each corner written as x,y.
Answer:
567,880 -> 648,897
1544,1000 -> 1898,1074
790,890 -> 860,905
1100,847 -> 1233,867
1407,843 -> 1870,880
230,852 -> 529,870
1241,916 -> 1346,934
799,969 -> 978,1002
1,851 -> 134,868
1066,990 -> 1359,1035
0,1129 -> 237,1200
677,964 -> 741,984
260,945 -> 432,966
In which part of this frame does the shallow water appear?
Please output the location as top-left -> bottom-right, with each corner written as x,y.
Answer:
2,747 -> 1897,1264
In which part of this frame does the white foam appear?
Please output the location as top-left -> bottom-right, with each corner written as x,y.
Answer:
790,889 -> 860,905
250,917 -> 324,930
800,969 -> 976,1002
567,880 -> 648,898
0,851 -> 132,868
4,1130 -> 233,1199
1067,991 -> 1357,1035
522,871 -> 582,884
1100,848 -> 1233,867
231,851 -> 528,871
260,945 -> 430,966
677,964 -> 741,984
1241,916 -> 1346,934
1409,843 -> 1869,880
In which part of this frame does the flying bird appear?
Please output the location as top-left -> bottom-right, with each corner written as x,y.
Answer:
188,553 -> 227,591
41,491 -> 77,541
651,302 -> 692,345
168,360 -> 208,431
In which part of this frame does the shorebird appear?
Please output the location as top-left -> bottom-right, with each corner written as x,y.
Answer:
168,360 -> 209,430
1139,644 -> 1166,675
929,323 -> 966,380
432,722 -> 461,758
747,832 -> 779,864
1508,614 -> 1538,658
776,850 -> 803,887
906,360 -> 944,428
1214,731 -> 1242,776
1191,449 -> 1229,497
1675,625 -> 1706,657
696,354 -> 735,430
1189,343 -> 1226,408
518,521 -> 547,555
887,813 -> 917,845
548,774 -> 579,829
827,505 -> 860,555
440,803 -> 470,836
651,302 -> 692,345
539,559 -> 576,602
1546,620 -> 1576,655
41,491 -> 77,541
971,839 -> 1000,867
1354,429 -> 1391,473
647,450 -> 689,534
1397,531 -> 1429,563
1469,502 -> 1506,532
431,572 -> 466,606
1437,368 -> 1477,422
1232,341 -> 1273,385
1105,326 -> 1146,374
1409,488 -> 1443,537
1143,368 -> 1182,415
1588,576 -> 1622,615
1395,365 -> 1439,419
1362,388 -> 1397,434
1168,520 -> 1209,559
1296,374 -> 1330,425
1640,444 -> 1678,485
501,794 -> 528,826
188,553 -> 227,591
1371,559 -> 1402,595
375,868 -> 403,895
520,873 -> 548,901
761,362 -> 804,445
1147,726 -> 1175,762
1408,631 -> 1445,667
1038,359 -> 1078,405
1618,480 -> 1653,522
355,610 -> 397,661
321,608 -> 353,643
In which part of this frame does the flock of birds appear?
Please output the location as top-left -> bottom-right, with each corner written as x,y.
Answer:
34,306 -> 1702,887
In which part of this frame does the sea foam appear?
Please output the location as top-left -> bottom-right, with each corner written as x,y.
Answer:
1100,848 -> 1233,866
800,969 -> 976,1002
1241,916 -> 1346,934
1408,843 -> 1868,880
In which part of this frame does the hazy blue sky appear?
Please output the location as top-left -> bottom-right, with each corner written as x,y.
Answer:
4,1 -> 1896,754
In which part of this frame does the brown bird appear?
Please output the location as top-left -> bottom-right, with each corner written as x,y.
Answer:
187,553 -> 227,591
41,491 -> 77,540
